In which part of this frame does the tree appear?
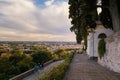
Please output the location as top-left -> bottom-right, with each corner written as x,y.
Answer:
0,50 -> 34,79
9,53 -> 23,66
17,56 -> 33,73
68,0 -> 97,50
53,49 -> 68,59
0,57 -> 12,79
12,49 -> 23,55
68,0 -> 116,50
31,49 -> 52,64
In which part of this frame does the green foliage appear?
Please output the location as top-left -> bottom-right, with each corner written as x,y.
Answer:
12,49 -> 23,54
0,46 -> 54,80
9,53 -> 23,66
0,49 -> 7,54
53,49 -> 68,59
99,8 -> 113,29
98,38 -> 106,59
68,0 -> 97,44
23,50 -> 34,54
68,0 -> 113,51
0,57 -> 12,80
0,53 -> 34,80
31,49 -> 52,64
39,53 -> 74,80
17,56 -> 34,73
54,49 -> 64,57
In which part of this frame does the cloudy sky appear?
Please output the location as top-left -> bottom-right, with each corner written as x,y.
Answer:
0,0 -> 76,42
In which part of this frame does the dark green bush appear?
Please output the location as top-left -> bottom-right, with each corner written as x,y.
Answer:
0,53 -> 34,80
98,38 -> 106,59
31,50 -> 52,64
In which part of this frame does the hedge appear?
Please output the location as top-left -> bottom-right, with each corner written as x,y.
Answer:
39,53 -> 74,80
98,38 -> 106,59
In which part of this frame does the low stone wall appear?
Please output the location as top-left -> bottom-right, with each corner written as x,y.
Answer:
9,59 -> 55,80
9,69 -> 34,80
98,31 -> 120,73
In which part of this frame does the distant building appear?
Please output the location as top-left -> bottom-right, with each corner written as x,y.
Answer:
49,44 -> 82,52
22,48 -> 30,51
1,53 -> 12,58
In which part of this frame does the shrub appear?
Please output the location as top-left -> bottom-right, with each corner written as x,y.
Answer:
39,53 -> 74,80
98,33 -> 107,59
53,49 -> 68,59
98,38 -> 106,59
0,53 -> 34,80
31,50 -> 52,64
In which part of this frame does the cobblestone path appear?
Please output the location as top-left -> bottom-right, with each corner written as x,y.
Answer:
64,53 -> 120,80
23,60 -> 64,80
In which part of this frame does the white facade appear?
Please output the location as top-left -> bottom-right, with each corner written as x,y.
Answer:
87,24 -> 113,58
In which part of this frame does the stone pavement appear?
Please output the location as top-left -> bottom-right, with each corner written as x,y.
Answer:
22,60 -> 64,80
64,53 -> 120,80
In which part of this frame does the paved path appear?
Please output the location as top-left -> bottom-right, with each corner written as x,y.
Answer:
23,60 -> 64,80
64,53 -> 120,80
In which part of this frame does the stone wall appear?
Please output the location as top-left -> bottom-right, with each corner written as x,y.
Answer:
98,31 -> 120,73
10,60 -> 55,80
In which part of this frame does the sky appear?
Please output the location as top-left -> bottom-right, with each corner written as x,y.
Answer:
0,0 -> 76,42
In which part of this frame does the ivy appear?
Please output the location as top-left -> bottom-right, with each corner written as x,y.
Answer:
98,38 -> 106,59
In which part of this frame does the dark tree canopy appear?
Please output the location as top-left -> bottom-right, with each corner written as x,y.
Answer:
68,0 -> 98,50
68,0 -> 114,45
116,0 -> 120,14
99,8 -> 113,29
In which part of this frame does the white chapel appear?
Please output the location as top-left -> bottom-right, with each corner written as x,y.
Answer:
87,21 -> 113,58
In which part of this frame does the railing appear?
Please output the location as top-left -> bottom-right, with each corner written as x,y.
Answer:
9,59 -> 63,80
9,60 -> 54,80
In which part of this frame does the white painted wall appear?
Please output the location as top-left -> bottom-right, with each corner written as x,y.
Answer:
87,24 -> 113,58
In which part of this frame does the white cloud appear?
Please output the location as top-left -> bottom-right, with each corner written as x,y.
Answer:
0,0 -> 76,41
45,0 -> 54,6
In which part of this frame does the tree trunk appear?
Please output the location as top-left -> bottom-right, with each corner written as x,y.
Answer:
109,0 -> 120,32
